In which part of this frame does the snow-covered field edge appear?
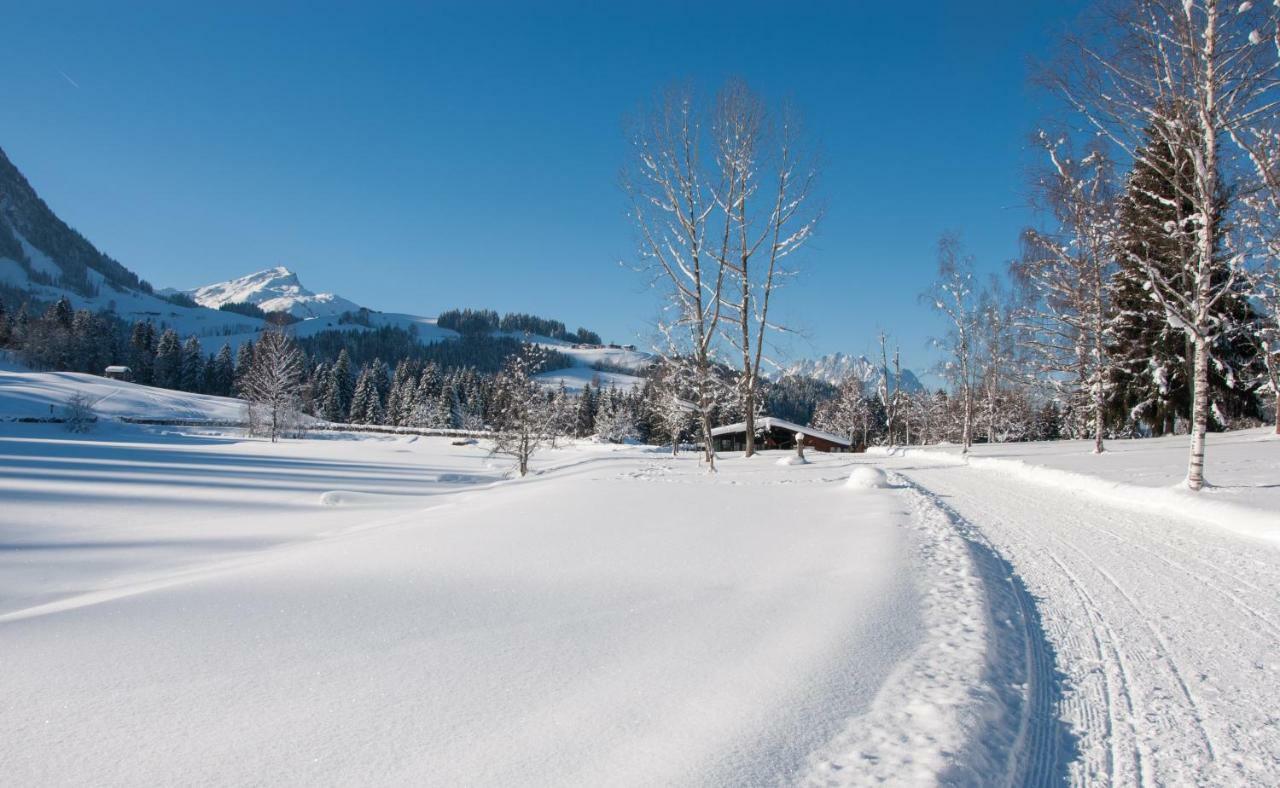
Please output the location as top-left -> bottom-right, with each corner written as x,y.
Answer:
868,443 -> 1280,543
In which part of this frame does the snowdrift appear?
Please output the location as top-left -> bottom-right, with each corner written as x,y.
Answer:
845,465 -> 890,490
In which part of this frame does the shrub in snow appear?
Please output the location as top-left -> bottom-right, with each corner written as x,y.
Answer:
845,466 -> 890,490
62,392 -> 97,433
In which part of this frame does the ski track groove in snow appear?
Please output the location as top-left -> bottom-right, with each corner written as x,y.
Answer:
888,457 -> 1280,786
891,473 -> 1072,788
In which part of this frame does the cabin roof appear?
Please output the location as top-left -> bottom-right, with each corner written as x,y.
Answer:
710,416 -> 851,447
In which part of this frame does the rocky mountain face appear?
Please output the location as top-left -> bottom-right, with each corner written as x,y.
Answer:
776,352 -> 923,392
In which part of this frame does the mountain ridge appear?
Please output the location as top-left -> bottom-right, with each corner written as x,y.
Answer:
177,266 -> 364,319
774,351 -> 923,392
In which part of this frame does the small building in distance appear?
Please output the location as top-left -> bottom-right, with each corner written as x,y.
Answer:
103,365 -> 133,382
710,416 -> 853,453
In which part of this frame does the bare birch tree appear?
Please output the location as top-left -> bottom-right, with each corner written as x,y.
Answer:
711,81 -> 820,457
1053,0 -> 1280,488
1015,134 -> 1119,453
490,345 -> 557,477
876,332 -> 903,445
924,235 -> 981,453
625,86 -> 728,470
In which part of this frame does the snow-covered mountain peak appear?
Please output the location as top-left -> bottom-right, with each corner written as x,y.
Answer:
774,352 -> 923,392
185,267 -> 362,319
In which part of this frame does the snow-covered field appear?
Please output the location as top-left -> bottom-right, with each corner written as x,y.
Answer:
0,425 -> 1011,785
3,371 -> 1278,785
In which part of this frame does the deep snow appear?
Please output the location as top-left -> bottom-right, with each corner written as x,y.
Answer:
0,425 -> 1012,786
3,370 -> 1278,785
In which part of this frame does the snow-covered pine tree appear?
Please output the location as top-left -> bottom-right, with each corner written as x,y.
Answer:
128,321 -> 156,385
594,385 -> 640,443
239,330 -> 304,442
349,366 -> 376,425
368,358 -> 390,409
1053,0 -> 1280,488
180,336 -> 204,393
386,360 -> 418,426
302,361 -> 329,416
574,382 -> 597,438
408,363 -> 450,428
322,349 -> 354,423
209,344 -> 235,397
234,340 -> 255,397
153,329 -> 183,390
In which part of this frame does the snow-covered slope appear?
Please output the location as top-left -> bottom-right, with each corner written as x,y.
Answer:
0,361 -> 247,422
0,145 -> 267,339
179,266 -> 363,319
776,352 -> 923,392
0,252 -> 265,340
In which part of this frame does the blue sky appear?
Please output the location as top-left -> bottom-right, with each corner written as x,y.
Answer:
0,0 -> 1086,374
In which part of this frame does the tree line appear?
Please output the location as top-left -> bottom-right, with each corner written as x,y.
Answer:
436,307 -> 602,344
907,0 -> 1280,491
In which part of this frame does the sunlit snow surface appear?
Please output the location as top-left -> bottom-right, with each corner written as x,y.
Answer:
3,366 -> 1278,785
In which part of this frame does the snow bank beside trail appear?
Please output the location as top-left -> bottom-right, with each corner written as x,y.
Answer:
871,445 -> 1280,543
805,472 -> 1045,784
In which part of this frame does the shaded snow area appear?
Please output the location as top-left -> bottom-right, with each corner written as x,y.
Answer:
1,425 -> 1039,786
874,432 -> 1280,785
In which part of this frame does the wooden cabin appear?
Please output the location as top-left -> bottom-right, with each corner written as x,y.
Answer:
103,365 -> 133,382
710,416 -> 853,453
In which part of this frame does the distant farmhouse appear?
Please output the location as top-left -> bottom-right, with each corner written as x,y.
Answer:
711,417 -> 853,453
103,365 -> 133,382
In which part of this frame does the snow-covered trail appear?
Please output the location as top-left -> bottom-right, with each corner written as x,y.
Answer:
881,454 -> 1280,785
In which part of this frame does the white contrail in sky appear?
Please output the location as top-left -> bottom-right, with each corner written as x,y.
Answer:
59,71 -> 80,89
